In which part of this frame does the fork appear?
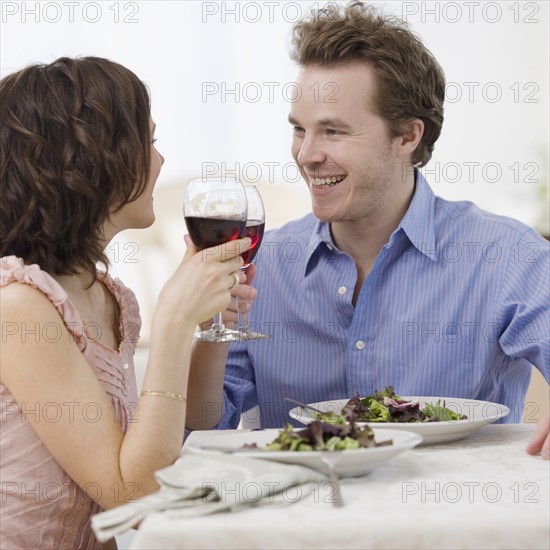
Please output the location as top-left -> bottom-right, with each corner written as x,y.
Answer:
284,397 -> 325,415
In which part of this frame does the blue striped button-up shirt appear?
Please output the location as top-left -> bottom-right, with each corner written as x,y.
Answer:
219,173 -> 549,428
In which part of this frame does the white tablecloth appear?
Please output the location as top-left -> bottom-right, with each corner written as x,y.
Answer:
130,424 -> 549,550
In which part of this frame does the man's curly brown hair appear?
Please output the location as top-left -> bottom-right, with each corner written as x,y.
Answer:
290,1 -> 445,166
0,56 -> 152,280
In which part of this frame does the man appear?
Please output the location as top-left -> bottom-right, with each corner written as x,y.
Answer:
187,2 -> 549,458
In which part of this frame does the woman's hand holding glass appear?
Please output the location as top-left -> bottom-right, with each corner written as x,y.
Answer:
155,235 -> 251,333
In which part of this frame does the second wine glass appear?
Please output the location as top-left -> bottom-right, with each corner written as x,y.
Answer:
237,186 -> 270,340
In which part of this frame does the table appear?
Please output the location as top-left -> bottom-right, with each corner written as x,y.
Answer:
130,424 -> 549,550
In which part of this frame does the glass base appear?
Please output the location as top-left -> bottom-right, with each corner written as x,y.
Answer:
194,328 -> 271,343
237,330 -> 272,341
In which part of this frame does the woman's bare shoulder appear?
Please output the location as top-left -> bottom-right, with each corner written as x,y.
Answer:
1,282 -> 61,321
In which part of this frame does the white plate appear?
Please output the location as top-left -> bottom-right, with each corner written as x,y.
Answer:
288,397 -> 510,445
186,428 -> 422,478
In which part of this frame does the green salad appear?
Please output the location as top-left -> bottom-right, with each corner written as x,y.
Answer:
244,421 -> 393,452
314,387 -> 467,424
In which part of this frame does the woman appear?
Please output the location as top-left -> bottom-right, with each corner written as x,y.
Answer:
0,56 -> 249,549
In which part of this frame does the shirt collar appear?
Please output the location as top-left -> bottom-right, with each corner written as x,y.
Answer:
395,169 -> 437,261
304,220 -> 335,276
304,169 -> 438,274
307,218 -> 333,253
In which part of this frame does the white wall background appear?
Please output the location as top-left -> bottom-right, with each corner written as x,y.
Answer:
2,0 -> 549,341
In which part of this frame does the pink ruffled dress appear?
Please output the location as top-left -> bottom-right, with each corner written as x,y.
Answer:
0,256 -> 141,549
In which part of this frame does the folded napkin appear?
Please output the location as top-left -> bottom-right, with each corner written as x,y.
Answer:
91,454 -> 327,542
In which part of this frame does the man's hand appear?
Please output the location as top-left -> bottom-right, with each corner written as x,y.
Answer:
222,264 -> 258,328
526,414 -> 550,460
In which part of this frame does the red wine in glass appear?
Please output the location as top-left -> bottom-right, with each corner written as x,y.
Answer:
241,220 -> 265,267
184,216 -> 246,250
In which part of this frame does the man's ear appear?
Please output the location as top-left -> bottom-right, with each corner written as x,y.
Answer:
397,118 -> 424,157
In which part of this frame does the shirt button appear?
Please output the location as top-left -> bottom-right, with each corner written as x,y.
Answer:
338,286 -> 347,295
326,243 -> 333,251
123,363 -> 129,370
355,340 -> 365,350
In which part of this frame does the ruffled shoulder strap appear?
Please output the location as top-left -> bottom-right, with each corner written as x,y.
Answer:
0,256 -> 89,352
100,272 -> 142,350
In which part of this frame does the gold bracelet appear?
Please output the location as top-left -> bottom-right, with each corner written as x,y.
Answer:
140,390 -> 186,402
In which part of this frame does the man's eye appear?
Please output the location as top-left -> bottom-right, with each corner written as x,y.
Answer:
326,129 -> 341,136
292,126 -> 305,133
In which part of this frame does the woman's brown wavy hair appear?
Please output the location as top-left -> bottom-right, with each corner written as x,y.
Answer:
0,56 -> 151,280
290,1 -> 445,166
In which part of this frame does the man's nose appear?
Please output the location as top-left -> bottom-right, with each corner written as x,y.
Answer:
296,134 -> 326,167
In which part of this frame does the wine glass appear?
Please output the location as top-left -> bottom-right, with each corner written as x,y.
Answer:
183,178 -> 247,342
237,186 -> 270,340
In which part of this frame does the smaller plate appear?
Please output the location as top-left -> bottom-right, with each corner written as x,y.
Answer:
186,428 -> 422,478
288,397 -> 510,445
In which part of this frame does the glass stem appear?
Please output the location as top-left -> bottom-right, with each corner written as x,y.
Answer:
211,312 -> 224,333
237,296 -> 250,333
